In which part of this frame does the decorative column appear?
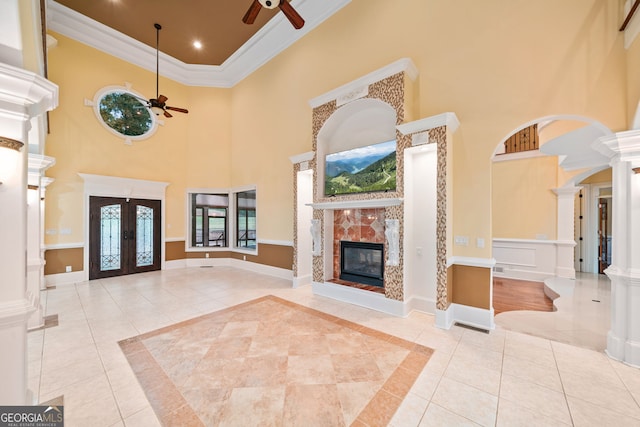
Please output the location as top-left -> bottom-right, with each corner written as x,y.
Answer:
552,186 -> 581,279
0,62 -> 58,405
594,130 -> 640,366
27,154 -> 56,329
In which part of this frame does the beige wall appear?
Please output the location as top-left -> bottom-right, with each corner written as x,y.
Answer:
626,35 -> 640,127
492,156 -> 559,239
45,33 -> 231,244
44,0 -> 630,261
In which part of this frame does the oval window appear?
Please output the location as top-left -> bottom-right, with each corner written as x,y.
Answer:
98,91 -> 153,137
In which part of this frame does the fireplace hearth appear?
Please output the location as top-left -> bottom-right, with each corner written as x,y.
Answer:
340,241 -> 384,287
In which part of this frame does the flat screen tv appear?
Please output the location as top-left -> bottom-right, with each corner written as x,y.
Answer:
324,140 -> 397,196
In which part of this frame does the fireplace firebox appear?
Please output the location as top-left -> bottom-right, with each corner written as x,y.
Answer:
340,241 -> 384,287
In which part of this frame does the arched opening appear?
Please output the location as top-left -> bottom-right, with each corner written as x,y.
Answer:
490,115 -> 613,350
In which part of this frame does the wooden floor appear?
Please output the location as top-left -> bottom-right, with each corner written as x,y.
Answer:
493,277 -> 555,315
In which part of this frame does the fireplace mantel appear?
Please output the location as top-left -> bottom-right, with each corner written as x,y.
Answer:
307,198 -> 402,210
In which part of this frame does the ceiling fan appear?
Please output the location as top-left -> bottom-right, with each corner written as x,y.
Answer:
143,23 -> 188,118
242,0 -> 305,30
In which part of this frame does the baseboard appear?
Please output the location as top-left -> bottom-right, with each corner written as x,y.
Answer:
493,269 -> 551,282
44,270 -> 85,287
165,259 -> 187,269
229,258 -> 293,281
406,295 -> 436,315
292,274 -> 312,288
435,303 -> 495,331
311,281 -> 407,316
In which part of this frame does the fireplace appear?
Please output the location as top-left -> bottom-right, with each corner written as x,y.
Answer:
340,241 -> 384,287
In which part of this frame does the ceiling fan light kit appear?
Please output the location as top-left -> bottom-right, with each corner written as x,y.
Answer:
143,23 -> 189,119
243,0 -> 305,29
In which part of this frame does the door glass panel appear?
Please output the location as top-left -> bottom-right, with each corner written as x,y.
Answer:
100,204 -> 121,271
136,205 -> 154,267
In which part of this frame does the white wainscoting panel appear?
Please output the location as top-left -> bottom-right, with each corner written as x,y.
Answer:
492,238 -> 559,281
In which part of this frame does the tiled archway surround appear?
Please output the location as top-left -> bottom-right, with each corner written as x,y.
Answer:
303,59 -> 453,315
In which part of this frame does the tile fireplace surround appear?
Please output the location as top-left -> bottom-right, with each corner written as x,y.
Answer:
332,208 -> 386,283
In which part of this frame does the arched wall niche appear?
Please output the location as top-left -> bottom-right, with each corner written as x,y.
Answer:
315,98 -> 398,199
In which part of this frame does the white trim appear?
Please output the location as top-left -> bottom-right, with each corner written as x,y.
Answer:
309,58 -> 418,108
259,239 -> 293,247
447,256 -> 496,268
292,274 -> 312,288
79,173 -> 170,281
27,154 -> 56,172
493,238 -> 569,246
435,306 -> 454,329
308,198 -> 403,210
0,62 -> 59,118
492,149 -> 547,163
229,258 -> 293,281
44,270 -> 85,287
47,0 -> 351,88
492,115 -> 612,158
0,294 -> 38,328
90,85 -> 159,143
405,296 -> 437,315
451,303 -> 495,331
289,151 -> 314,164
312,281 -> 408,317
44,242 -> 84,250
396,113 -> 460,135
164,259 -> 187,270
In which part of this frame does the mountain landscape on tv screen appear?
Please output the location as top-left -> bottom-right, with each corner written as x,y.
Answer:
325,141 -> 397,195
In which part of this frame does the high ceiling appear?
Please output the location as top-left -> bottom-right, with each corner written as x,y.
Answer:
53,0 -> 280,66
47,0 -> 351,87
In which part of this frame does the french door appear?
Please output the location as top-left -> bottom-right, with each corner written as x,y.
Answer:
89,196 -> 161,279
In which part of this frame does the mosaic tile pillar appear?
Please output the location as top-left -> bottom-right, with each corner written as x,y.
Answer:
431,126 -> 449,311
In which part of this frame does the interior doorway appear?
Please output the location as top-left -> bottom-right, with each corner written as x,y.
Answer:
89,196 -> 161,279
598,196 -> 612,273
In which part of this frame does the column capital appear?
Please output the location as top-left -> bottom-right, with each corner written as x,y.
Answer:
593,129 -> 640,165
552,185 -> 582,197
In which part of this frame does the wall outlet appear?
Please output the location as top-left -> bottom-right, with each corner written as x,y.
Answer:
243,255 -> 247,261
416,247 -> 422,256
65,265 -> 72,273
205,252 -> 210,258
454,236 -> 469,246
476,238 -> 485,248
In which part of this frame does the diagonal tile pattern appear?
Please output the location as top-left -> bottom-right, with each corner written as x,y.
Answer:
27,267 -> 640,426
119,296 -> 432,426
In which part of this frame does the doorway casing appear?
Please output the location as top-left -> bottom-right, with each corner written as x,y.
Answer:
79,173 -> 169,281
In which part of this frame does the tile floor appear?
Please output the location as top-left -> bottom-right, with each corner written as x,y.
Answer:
28,267 -> 640,426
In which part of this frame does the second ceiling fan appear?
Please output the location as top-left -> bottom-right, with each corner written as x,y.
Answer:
242,0 -> 305,30
144,23 -> 188,119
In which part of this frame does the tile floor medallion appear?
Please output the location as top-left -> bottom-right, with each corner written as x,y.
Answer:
119,295 -> 433,426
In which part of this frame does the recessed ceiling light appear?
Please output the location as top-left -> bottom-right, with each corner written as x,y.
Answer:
193,41 -> 202,49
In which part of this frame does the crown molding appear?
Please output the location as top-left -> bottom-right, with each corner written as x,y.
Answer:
396,112 -> 460,135
47,0 -> 351,88
309,58 -> 418,108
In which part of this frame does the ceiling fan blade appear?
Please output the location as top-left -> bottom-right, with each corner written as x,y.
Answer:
163,110 -> 173,118
279,0 -> 304,29
157,94 -> 168,104
165,106 -> 189,114
243,0 -> 262,24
